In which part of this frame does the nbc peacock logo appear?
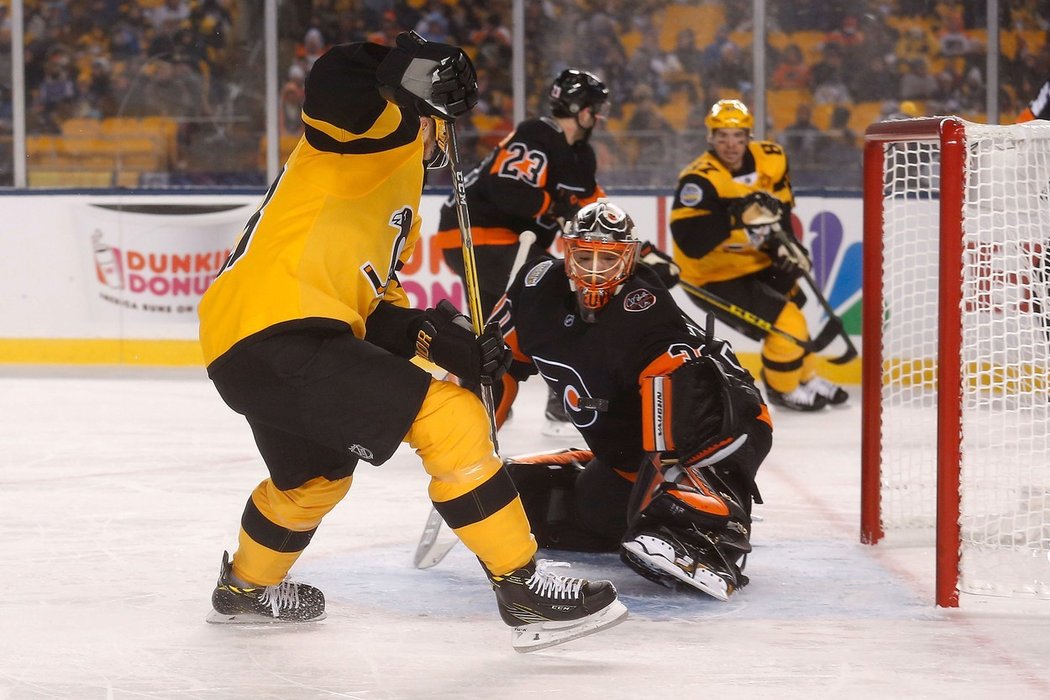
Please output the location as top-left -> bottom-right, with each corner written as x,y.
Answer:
791,209 -> 862,337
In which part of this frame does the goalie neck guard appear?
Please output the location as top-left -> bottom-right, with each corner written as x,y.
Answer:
562,200 -> 640,322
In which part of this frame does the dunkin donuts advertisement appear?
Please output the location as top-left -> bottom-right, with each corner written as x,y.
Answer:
78,202 -> 252,322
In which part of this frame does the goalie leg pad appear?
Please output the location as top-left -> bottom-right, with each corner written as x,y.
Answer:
504,452 -> 622,552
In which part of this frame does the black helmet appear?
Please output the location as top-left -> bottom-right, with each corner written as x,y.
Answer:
549,69 -> 609,118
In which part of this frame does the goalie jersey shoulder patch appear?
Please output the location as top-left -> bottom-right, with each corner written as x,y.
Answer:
623,288 -> 656,312
524,260 -> 555,287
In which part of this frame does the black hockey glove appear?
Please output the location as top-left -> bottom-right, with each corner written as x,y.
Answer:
731,191 -> 783,228
548,188 -> 580,224
670,356 -> 764,469
638,241 -> 680,288
762,234 -> 812,278
376,31 -> 478,120
414,300 -> 512,387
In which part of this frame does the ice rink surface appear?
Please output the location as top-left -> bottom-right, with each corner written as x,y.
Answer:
2,366 -> 1049,700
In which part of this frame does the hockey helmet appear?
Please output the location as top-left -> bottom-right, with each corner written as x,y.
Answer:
704,99 -> 753,136
549,69 -> 609,118
562,199 -> 639,322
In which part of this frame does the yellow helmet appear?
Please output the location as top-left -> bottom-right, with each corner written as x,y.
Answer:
705,99 -> 753,135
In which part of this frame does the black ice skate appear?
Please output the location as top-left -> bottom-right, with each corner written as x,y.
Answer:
762,374 -> 828,412
620,526 -> 747,601
206,551 -> 326,624
488,559 -> 628,652
802,376 -> 849,405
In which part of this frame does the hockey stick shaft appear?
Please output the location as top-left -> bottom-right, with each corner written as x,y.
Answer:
409,224 -> 541,570
445,124 -> 500,450
414,129 -> 535,570
678,278 -> 815,351
770,230 -> 859,364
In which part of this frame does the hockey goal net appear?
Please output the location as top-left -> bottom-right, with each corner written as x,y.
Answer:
861,116 -> 1050,607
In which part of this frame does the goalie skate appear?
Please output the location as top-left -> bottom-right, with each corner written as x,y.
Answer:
621,527 -> 746,601
489,559 -> 628,653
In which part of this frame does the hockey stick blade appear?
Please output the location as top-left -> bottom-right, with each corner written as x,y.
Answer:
413,507 -> 458,569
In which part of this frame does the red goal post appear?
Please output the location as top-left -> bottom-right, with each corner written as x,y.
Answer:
862,116 -> 1050,607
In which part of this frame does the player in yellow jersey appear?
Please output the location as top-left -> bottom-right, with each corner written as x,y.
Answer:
670,99 -> 847,411
198,31 -> 625,651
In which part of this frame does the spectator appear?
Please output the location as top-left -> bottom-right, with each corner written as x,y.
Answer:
770,44 -> 812,90
149,0 -> 191,36
937,14 -> 977,57
704,42 -> 752,96
278,63 -> 306,136
673,28 -> 705,77
900,57 -> 939,100
848,54 -> 898,102
33,57 -> 76,132
896,25 -> 939,66
624,84 -> 675,176
781,103 -> 821,165
299,28 -> 327,74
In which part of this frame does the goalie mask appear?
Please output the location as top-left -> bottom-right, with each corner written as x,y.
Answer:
563,200 -> 639,322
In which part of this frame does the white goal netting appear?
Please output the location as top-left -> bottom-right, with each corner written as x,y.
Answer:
877,119 -> 1050,598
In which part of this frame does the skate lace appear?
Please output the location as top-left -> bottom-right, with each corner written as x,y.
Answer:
526,560 -> 583,600
804,376 -> 839,399
258,581 -> 301,617
784,382 -> 822,404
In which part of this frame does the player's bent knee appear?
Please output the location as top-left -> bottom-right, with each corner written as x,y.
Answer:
408,378 -> 499,484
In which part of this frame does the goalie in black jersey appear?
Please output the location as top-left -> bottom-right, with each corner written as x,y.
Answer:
489,200 -> 772,600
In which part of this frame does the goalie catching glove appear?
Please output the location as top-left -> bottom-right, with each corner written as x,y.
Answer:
414,300 -> 512,387
377,31 -> 478,120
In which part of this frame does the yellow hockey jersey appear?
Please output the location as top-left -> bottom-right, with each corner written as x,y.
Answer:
199,43 -> 425,367
669,140 -> 794,286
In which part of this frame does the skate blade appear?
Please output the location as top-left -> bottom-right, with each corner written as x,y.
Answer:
511,600 -> 628,653
621,540 -> 731,602
205,609 -> 327,624
541,419 -> 582,438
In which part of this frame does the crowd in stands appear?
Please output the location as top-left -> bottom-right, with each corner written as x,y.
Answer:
6,0 -> 1050,188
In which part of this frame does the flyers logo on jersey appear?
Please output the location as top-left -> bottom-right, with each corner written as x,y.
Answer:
624,289 -> 656,312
